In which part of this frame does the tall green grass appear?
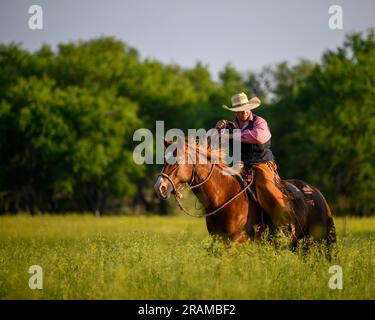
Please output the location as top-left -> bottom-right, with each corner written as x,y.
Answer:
0,214 -> 374,299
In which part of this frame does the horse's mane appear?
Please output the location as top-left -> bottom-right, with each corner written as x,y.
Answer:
182,137 -> 239,175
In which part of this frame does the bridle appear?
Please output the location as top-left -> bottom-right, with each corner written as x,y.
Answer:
157,155 -> 254,218
158,157 -> 215,198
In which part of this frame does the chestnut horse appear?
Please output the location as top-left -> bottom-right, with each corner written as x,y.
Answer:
154,139 -> 336,251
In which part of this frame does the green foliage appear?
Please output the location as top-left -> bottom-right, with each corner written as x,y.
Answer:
52,37 -> 139,90
0,40 -> 143,213
266,30 -> 375,215
0,30 -> 374,215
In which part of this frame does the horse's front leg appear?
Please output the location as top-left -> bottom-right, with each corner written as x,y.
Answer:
227,207 -> 249,245
229,230 -> 248,244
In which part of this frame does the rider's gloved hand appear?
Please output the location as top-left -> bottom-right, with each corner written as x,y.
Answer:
215,120 -> 227,129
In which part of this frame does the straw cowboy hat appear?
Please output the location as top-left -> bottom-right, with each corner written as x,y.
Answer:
222,92 -> 261,112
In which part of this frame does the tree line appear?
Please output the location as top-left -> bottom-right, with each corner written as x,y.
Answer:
0,30 -> 374,216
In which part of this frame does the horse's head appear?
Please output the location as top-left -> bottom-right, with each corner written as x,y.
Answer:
154,135 -> 230,199
154,138 -> 195,199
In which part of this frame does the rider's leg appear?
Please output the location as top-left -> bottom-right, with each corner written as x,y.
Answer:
252,162 -> 294,227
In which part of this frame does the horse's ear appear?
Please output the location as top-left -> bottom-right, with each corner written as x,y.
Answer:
163,138 -> 172,149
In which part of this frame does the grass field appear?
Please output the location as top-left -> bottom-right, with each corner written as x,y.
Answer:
0,214 -> 374,299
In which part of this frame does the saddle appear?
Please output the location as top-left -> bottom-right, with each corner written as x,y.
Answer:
282,181 -> 315,207
284,182 -> 304,200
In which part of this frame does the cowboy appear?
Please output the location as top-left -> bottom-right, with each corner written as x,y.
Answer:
215,92 -> 294,227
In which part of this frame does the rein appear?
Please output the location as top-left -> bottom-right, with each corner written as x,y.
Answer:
157,161 -> 254,218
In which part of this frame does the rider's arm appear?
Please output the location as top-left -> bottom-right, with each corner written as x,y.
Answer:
232,117 -> 271,144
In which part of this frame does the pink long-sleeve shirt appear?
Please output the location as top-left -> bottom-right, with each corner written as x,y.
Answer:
228,113 -> 271,144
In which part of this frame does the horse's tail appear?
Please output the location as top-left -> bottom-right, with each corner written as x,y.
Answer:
325,215 -> 337,261
327,216 -> 337,246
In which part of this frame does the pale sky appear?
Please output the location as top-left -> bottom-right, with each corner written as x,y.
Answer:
0,0 -> 374,79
